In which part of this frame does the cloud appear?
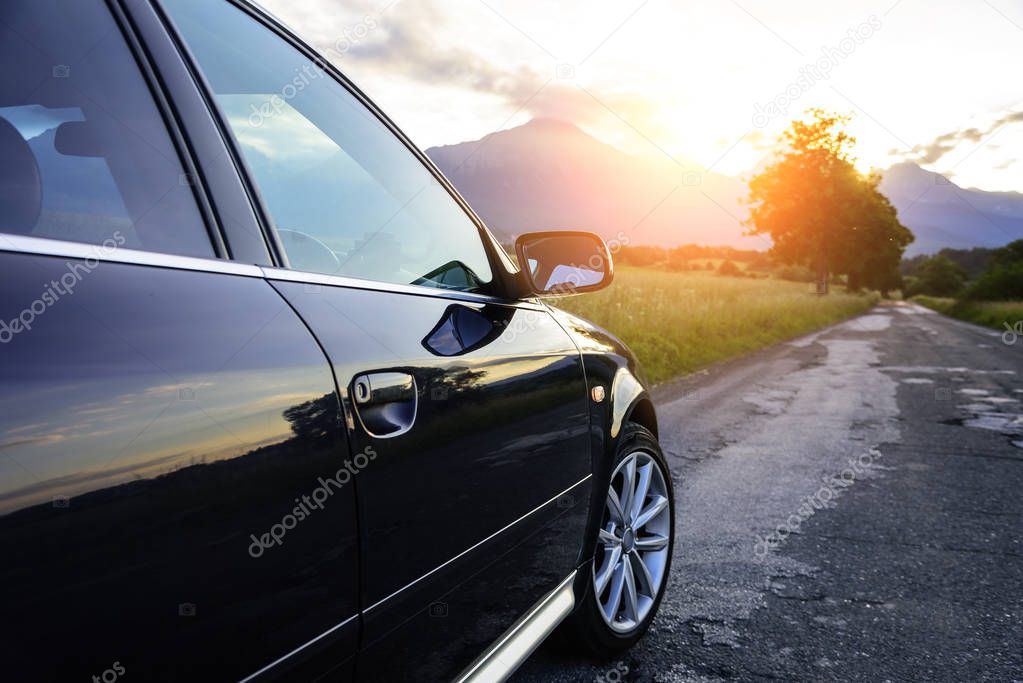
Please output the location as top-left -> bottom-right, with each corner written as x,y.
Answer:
295,0 -> 653,129
908,109 -> 1023,164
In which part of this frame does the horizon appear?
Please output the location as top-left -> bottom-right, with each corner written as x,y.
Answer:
262,0 -> 1022,194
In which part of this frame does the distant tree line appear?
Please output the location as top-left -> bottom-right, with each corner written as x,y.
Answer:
616,245 -> 769,268
901,247 -> 995,280
904,240 -> 1023,301
614,244 -> 835,282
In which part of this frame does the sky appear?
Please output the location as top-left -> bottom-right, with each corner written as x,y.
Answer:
261,0 -> 1023,193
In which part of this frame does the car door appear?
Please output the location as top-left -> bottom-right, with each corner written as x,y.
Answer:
157,0 -> 595,678
0,1 -> 358,680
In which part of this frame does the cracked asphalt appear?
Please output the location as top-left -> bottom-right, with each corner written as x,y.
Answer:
514,302 -> 1023,682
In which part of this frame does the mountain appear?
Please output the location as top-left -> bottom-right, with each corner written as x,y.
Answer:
426,119 -> 1023,256
878,162 -> 1023,255
426,118 -> 761,250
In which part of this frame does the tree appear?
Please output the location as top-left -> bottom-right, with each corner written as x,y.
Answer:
964,239 -> 1023,300
906,255 -> 968,297
717,260 -> 742,277
840,173 -> 914,296
746,109 -> 913,295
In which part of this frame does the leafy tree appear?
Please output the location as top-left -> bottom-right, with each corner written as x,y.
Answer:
902,247 -> 994,279
840,173 -> 914,296
717,260 -> 742,277
906,255 -> 968,297
746,109 -> 913,295
964,239 -> 1023,300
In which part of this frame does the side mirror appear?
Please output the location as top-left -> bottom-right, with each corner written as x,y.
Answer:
515,231 -> 613,297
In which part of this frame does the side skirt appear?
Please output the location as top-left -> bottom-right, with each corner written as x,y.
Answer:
454,571 -> 577,683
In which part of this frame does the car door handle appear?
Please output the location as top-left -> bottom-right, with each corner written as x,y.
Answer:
351,372 -> 417,437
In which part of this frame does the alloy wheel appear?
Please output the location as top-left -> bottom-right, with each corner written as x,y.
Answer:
591,450 -> 671,633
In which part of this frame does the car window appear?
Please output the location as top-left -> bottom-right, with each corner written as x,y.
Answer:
162,0 -> 494,293
0,0 -> 213,258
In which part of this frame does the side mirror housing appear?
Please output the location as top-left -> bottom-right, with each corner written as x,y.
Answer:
515,231 -> 613,297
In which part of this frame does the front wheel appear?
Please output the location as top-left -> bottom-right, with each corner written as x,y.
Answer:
569,423 -> 675,654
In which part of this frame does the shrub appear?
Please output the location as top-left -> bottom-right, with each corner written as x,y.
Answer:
904,255 -> 967,297
963,240 -> 1023,301
717,260 -> 742,277
964,262 -> 1023,300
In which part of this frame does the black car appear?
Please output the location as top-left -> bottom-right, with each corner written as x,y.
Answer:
0,0 -> 674,680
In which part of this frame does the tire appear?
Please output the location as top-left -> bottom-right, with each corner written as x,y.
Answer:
567,422 -> 675,656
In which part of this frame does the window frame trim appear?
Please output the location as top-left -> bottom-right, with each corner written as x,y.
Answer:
152,0 -> 527,301
0,232 -> 546,310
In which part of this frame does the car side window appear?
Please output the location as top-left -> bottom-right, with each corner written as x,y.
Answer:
0,0 -> 213,258
162,0 -> 495,293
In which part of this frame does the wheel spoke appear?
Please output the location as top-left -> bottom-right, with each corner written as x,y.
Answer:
631,463 -> 652,523
606,487 -> 626,525
619,457 -> 637,521
604,560 -> 626,619
598,527 -> 620,547
622,555 -> 639,622
634,533 -> 669,552
633,495 -> 668,530
594,545 -> 622,595
630,551 -> 656,597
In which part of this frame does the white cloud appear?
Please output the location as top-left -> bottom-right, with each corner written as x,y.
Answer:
260,0 -> 1023,191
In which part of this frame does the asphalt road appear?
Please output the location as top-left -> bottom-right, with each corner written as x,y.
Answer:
515,302 -> 1023,682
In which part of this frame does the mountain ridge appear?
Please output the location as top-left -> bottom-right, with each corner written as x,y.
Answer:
426,119 -> 1023,256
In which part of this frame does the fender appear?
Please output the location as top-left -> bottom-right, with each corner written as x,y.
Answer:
610,368 -> 655,440
544,304 -> 659,568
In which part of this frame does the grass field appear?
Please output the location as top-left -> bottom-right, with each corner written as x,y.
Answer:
911,295 -> 1023,333
555,267 -> 880,385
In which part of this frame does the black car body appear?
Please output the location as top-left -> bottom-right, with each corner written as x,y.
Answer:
0,1 -> 668,680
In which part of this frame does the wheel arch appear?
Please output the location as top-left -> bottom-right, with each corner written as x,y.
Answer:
574,367 -> 658,572
609,367 -> 657,441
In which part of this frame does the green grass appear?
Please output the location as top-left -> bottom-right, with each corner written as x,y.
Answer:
911,295 -> 1023,331
555,267 -> 880,385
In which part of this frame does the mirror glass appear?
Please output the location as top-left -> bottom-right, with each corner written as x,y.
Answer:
516,232 -> 611,296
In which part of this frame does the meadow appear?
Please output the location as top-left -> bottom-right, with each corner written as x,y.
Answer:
911,296 -> 1023,333
555,267 -> 879,385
